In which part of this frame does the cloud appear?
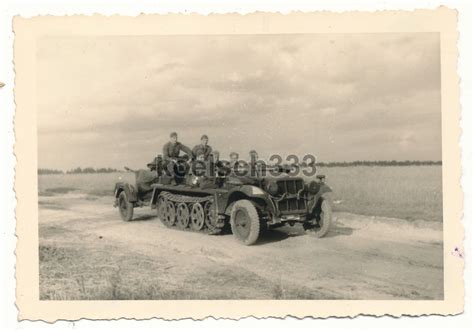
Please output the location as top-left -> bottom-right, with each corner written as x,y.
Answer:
36,33 -> 441,169
154,61 -> 183,74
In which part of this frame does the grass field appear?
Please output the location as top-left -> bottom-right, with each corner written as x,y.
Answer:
317,166 -> 443,223
38,165 -> 443,222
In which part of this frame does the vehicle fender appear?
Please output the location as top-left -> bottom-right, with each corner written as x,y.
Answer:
223,185 -> 275,215
316,183 -> 332,197
309,184 -> 333,212
240,185 -> 268,198
223,196 -> 268,216
114,182 -> 139,202
150,187 -> 162,207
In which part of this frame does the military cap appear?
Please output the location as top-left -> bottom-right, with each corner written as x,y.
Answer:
230,152 -> 239,158
201,134 -> 209,140
249,150 -> 257,154
170,132 -> 178,138
147,162 -> 156,169
146,155 -> 162,168
146,159 -> 157,169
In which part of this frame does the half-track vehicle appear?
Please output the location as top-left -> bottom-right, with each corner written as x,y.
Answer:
114,156 -> 333,245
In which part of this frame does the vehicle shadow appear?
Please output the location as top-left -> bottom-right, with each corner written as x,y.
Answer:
254,226 -> 305,246
132,214 -> 157,222
324,220 -> 354,238
256,219 -> 355,244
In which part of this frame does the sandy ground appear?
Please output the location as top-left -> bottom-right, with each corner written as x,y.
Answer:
38,192 -> 443,300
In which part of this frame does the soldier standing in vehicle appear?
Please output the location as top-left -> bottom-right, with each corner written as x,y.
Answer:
229,152 -> 239,175
210,150 -> 223,175
249,150 -> 262,177
229,152 -> 239,166
249,150 -> 259,162
193,150 -> 218,189
211,151 -> 227,187
192,134 -> 212,160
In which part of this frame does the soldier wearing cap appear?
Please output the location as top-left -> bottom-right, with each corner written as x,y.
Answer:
191,149 -> 219,189
146,155 -> 163,172
249,150 -> 259,162
211,150 -> 227,187
228,152 -> 239,175
162,132 -> 192,161
249,150 -> 262,177
162,132 -> 192,184
211,150 -> 220,162
229,152 -> 239,164
192,134 -> 213,161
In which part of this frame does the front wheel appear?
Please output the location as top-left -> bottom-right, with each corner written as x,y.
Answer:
304,197 -> 332,238
118,191 -> 134,221
230,200 -> 262,245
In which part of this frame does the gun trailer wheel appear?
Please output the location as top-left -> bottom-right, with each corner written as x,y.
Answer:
230,200 -> 261,246
118,191 -> 134,222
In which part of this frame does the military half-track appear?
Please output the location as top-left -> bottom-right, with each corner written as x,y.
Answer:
114,157 -> 333,245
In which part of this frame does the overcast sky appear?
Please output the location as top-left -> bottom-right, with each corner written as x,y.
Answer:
37,33 -> 441,170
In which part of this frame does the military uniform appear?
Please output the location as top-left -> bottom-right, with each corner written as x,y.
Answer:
192,144 -> 212,160
162,141 -> 192,160
162,141 -> 192,184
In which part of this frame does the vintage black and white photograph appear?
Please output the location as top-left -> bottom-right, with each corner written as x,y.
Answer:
13,10 -> 463,320
35,32 -> 445,300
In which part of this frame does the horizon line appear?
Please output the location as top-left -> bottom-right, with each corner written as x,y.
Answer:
38,160 -> 443,172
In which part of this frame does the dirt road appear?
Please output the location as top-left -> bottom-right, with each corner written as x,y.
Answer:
38,192 -> 443,300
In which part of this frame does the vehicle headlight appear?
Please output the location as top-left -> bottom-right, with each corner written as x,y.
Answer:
316,174 -> 326,183
307,181 -> 319,194
266,181 -> 279,195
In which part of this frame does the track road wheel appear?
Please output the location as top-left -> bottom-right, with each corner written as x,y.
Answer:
118,191 -> 134,221
176,203 -> 190,229
230,200 -> 261,246
190,203 -> 205,230
164,201 -> 176,227
305,197 -> 332,238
